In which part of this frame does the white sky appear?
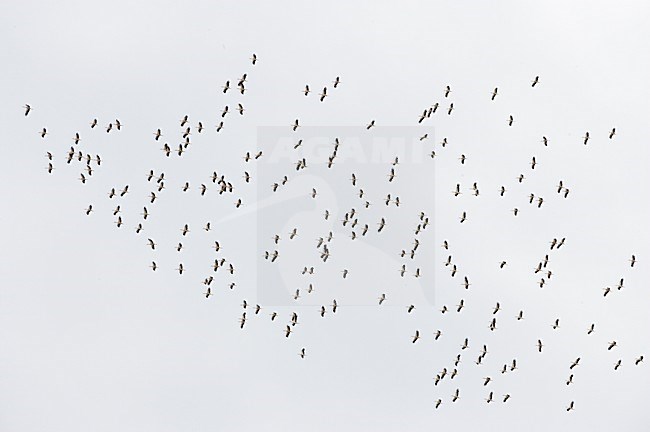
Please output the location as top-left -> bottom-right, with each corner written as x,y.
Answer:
1,1 -> 649,431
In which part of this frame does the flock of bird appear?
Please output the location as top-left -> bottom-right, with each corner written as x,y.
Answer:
25,54 -> 644,413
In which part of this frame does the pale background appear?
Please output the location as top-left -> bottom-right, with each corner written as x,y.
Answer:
1,1 -> 649,431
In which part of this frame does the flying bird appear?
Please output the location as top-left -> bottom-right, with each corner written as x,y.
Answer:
608,341 -> 617,350
552,318 -> 560,330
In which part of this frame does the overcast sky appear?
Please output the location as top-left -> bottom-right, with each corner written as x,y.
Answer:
1,1 -> 649,431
